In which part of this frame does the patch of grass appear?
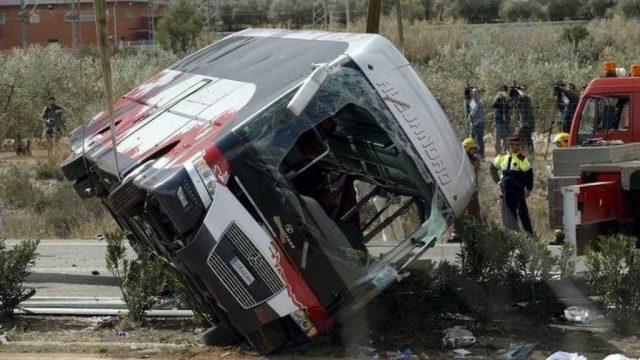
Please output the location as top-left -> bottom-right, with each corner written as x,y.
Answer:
0,165 -> 45,208
41,182 -> 112,238
0,175 -> 115,239
33,160 -> 64,181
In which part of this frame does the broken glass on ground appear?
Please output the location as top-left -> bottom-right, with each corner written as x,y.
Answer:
564,306 -> 590,323
442,326 -> 476,348
545,352 -> 587,360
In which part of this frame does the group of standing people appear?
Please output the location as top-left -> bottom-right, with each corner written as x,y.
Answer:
466,83 -> 536,159
462,81 -> 579,235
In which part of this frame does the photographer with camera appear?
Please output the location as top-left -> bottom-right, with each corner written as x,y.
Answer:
41,96 -> 65,156
510,82 -> 536,158
491,85 -> 511,154
467,87 -> 485,158
554,82 -> 579,133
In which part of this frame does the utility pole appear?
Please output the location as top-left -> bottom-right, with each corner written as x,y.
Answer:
313,1 -> 328,29
345,0 -> 350,30
70,0 -> 79,48
366,0 -> 381,34
395,0 -> 405,54
113,2 -> 118,46
19,0 -> 27,48
204,0 -> 211,30
148,0 -> 155,44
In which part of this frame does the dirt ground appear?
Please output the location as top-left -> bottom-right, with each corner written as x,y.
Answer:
1,314 -> 639,360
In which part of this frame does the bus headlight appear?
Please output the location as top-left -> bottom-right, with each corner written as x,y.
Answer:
193,157 -> 217,196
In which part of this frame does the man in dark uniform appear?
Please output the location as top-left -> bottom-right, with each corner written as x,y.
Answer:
491,85 -> 511,155
556,83 -> 579,133
490,137 -> 534,234
41,96 -> 64,156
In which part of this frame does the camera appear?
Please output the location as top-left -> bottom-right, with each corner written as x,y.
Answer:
464,84 -> 476,100
553,81 -> 566,97
509,80 -> 522,98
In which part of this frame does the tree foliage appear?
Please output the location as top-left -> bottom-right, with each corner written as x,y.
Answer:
219,0 -> 270,30
616,0 -> 640,18
0,47 -> 176,140
156,0 -> 204,54
445,0 -> 502,23
500,0 -> 546,21
268,0 -> 314,26
546,0 -> 585,21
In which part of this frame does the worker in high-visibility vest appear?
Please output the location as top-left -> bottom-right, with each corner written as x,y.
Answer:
490,137 -> 534,234
553,132 -> 570,148
462,137 -> 481,216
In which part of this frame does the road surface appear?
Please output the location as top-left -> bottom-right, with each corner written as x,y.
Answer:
6,238 -> 586,298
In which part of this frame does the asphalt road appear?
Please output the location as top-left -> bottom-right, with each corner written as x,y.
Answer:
6,238 -> 586,298
6,239 -> 135,298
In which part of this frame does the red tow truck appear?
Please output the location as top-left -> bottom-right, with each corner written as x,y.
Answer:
549,61 -> 640,252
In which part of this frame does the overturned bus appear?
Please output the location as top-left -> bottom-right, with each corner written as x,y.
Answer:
61,30 -> 475,353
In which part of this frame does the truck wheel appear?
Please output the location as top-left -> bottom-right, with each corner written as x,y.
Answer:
107,179 -> 145,216
61,153 -> 89,181
202,323 -> 240,347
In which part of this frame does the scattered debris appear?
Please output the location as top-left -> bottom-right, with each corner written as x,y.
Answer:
71,264 -> 77,267
85,316 -> 117,331
138,348 -> 160,355
564,306 -> 590,323
453,349 -> 472,358
220,352 -> 232,357
114,328 -> 126,336
153,294 -> 178,310
0,332 -> 8,345
603,355 -> 638,360
348,344 -> 421,360
96,234 -> 105,241
91,270 -> 100,276
545,351 -> 587,360
443,326 -> 476,348
499,343 -> 538,359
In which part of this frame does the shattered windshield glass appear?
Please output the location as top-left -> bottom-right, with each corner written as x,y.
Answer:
233,63 -> 453,292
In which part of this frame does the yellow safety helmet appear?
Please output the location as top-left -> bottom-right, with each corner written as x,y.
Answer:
462,138 -> 477,152
553,132 -> 570,147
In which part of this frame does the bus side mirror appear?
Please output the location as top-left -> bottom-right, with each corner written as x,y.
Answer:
287,64 -> 330,117
287,54 -> 351,117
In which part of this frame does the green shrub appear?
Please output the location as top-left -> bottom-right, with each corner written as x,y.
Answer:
105,231 -> 173,324
586,234 -> 640,334
561,25 -> 591,49
0,238 -> 39,319
33,161 -> 64,181
454,214 -> 561,317
558,243 -> 576,280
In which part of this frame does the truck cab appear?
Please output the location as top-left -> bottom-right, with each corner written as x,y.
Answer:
570,68 -> 640,146
550,62 -> 640,252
